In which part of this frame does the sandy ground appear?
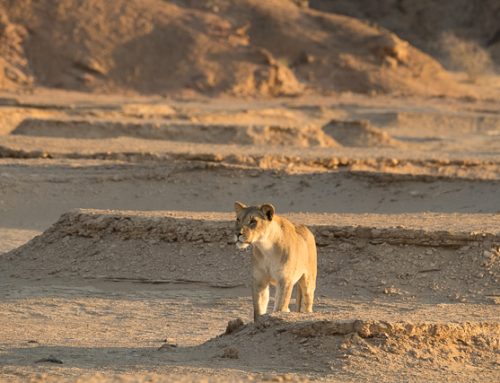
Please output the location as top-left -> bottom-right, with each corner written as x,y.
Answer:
0,90 -> 499,382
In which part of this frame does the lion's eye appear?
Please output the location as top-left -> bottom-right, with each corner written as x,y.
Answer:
249,219 -> 257,227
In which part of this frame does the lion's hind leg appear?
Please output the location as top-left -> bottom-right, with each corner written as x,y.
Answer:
299,274 -> 315,313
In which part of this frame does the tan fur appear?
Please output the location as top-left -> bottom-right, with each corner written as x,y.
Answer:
234,201 -> 317,321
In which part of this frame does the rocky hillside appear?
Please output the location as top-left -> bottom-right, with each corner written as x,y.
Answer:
311,0 -> 500,70
0,0 -> 463,96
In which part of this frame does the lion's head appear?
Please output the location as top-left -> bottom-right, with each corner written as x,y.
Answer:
233,201 -> 275,249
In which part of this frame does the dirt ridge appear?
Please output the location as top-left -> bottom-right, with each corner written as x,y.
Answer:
14,208 -> 500,249
188,313 -> 500,376
1,136 -> 500,179
217,314 -> 500,342
11,118 -> 339,147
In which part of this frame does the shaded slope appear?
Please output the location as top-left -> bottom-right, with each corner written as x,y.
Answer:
310,0 -> 500,69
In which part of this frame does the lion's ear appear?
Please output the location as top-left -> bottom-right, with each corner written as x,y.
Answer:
260,203 -> 275,221
234,201 -> 247,214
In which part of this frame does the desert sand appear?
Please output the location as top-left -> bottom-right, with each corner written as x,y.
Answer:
0,1 -> 499,382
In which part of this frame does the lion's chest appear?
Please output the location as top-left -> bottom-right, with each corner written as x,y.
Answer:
263,257 -> 284,285
252,243 -> 287,284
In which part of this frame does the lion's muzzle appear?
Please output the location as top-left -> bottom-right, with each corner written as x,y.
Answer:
234,234 -> 250,250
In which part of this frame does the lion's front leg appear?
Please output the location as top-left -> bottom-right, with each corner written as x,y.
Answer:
252,279 -> 270,321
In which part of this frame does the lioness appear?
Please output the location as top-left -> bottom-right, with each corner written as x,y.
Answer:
234,201 -> 317,321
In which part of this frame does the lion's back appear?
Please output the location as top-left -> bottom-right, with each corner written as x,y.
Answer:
295,224 -> 315,247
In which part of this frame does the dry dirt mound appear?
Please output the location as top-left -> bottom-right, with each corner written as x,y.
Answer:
322,119 -> 402,147
11,118 -> 339,147
4,209 -> 499,302
0,0 -> 462,97
193,314 -> 499,375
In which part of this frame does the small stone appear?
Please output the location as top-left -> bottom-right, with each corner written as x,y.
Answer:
270,376 -> 284,382
487,296 -> 500,304
383,286 -> 402,295
222,346 -> 239,359
225,318 -> 245,335
450,293 -> 461,301
157,343 -> 173,350
34,356 -> 63,364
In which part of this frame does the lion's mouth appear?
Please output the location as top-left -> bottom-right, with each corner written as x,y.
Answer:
234,234 -> 251,250
236,241 -> 250,250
